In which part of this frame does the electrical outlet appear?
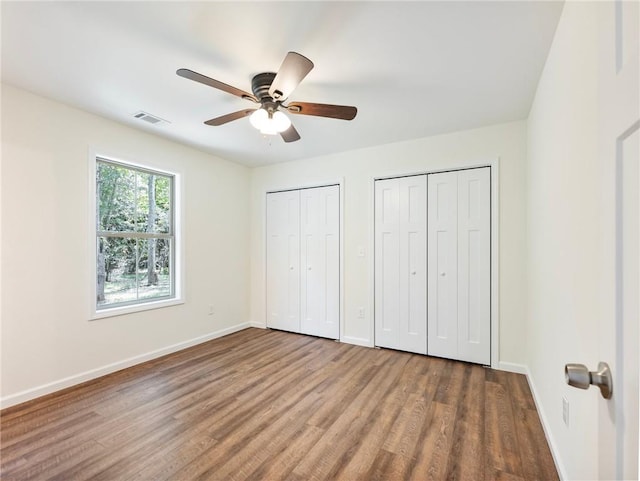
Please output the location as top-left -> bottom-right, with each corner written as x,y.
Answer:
562,397 -> 569,426
208,305 -> 214,316
358,307 -> 365,318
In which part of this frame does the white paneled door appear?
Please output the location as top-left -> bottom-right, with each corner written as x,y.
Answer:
428,168 -> 491,365
456,169 -> 491,364
597,1 -> 639,478
266,185 -> 340,340
426,172 -> 459,359
375,175 -> 428,355
300,185 -> 340,339
266,190 -> 301,333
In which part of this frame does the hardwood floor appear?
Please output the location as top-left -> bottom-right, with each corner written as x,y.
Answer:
0,328 -> 558,481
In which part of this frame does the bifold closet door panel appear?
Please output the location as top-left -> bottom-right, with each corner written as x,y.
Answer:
266,190 -> 301,333
375,178 -> 401,350
457,168 -> 491,364
427,167 -> 491,364
300,185 -> 340,339
427,172 -> 459,359
375,176 -> 427,354
400,176 -> 428,354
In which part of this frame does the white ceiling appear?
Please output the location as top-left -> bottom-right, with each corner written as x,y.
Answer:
1,1 -> 563,167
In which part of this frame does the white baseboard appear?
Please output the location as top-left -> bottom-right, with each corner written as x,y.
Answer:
341,335 -> 373,348
497,361 -> 528,374
524,366 -> 568,481
0,322 -> 251,410
249,321 -> 267,328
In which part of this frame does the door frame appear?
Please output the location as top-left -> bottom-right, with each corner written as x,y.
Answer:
370,158 -> 500,368
263,178 -> 345,341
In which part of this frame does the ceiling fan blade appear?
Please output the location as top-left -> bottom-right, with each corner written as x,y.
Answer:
204,109 -> 257,126
268,52 -> 314,101
280,124 -> 301,143
286,102 -> 357,121
177,68 -> 258,102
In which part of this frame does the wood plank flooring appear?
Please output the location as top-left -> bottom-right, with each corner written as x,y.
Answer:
0,328 -> 559,481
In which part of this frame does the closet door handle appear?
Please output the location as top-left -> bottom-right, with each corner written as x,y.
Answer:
290,266 -> 294,270
411,271 -> 417,275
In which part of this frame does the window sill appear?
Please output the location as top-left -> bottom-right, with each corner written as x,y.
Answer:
90,298 -> 184,320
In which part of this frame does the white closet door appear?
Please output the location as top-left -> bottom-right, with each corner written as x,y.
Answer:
428,168 -> 490,364
300,185 -> 340,339
400,176 -> 428,354
375,178 -> 401,350
427,172 -> 459,359
266,190 -> 300,333
375,176 -> 427,354
457,168 -> 490,364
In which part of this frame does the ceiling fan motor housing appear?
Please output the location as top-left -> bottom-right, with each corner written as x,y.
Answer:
251,72 -> 278,105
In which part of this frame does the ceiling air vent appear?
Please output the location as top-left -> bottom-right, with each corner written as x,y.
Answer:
132,111 -> 169,126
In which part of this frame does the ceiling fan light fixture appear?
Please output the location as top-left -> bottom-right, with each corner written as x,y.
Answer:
250,108 -> 291,135
249,108 -> 267,130
272,110 -> 291,132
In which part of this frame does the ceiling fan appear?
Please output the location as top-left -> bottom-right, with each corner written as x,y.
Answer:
177,52 -> 357,143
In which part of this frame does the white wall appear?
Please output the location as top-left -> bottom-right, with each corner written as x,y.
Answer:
526,2 -> 599,479
1,84 -> 251,406
0,84 -> 528,405
250,120 -> 528,365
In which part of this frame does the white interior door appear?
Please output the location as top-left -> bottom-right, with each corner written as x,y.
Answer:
375,178 -> 401,350
427,171 -> 459,359
428,168 -> 490,364
457,168 -> 491,365
375,176 -> 427,354
266,190 -> 300,333
300,185 -> 340,339
619,124 -> 639,480
598,1 -> 639,479
399,176 -> 427,354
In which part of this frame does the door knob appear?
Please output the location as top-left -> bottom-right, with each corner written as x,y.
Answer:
565,362 -> 613,399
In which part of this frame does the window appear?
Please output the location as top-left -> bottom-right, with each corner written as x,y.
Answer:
95,157 -> 176,312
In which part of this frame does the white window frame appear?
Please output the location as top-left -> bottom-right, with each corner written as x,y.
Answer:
88,150 -> 183,320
